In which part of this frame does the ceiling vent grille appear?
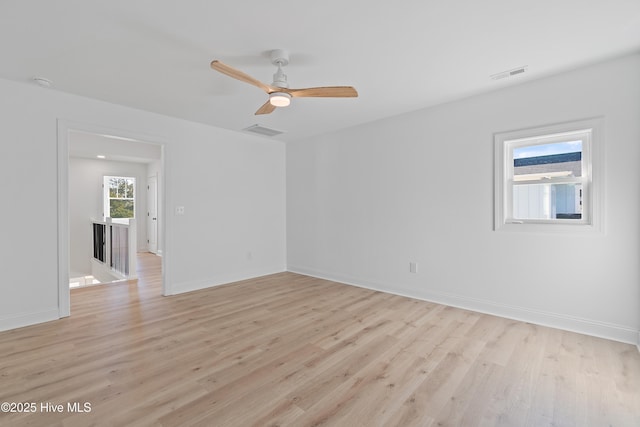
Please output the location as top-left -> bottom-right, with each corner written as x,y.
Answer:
490,66 -> 528,80
242,124 -> 285,137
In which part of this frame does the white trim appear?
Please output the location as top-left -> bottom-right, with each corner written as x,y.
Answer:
57,121 -> 70,318
159,144 -> 169,295
287,265 -> 638,345
0,309 -> 60,332
169,269 -> 285,296
494,117 -> 604,234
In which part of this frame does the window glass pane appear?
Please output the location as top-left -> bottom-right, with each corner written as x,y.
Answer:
110,199 -> 135,218
118,179 -> 127,196
512,182 -> 582,220
513,140 -> 582,180
126,180 -> 134,198
109,178 -> 119,197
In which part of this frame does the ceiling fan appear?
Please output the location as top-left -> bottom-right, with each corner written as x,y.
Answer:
210,49 -> 358,115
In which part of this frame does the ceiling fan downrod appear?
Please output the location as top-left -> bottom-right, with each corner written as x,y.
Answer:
270,49 -> 290,89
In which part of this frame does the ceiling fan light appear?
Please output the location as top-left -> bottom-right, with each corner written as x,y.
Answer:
269,92 -> 291,107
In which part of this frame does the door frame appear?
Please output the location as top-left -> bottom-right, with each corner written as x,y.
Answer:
57,119 -> 168,317
147,173 -> 159,254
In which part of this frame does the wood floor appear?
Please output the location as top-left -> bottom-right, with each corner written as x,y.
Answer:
1,254 -> 639,426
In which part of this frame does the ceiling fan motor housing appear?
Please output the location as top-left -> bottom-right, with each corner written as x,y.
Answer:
270,49 -> 290,88
272,68 -> 289,88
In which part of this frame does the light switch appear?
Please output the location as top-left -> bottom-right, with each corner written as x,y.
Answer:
409,262 -> 418,273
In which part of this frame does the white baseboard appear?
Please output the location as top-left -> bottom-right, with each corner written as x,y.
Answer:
0,309 -> 60,333
288,265 -> 639,346
168,268 -> 286,296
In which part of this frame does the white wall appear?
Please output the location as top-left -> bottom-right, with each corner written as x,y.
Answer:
0,77 -> 286,331
69,157 -> 149,275
287,53 -> 640,344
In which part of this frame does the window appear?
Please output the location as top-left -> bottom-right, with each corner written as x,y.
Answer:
495,118 -> 603,232
104,176 -> 135,219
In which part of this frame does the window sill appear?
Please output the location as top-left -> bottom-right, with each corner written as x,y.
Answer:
495,220 -> 603,235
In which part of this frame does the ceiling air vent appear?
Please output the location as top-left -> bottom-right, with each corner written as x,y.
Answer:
242,124 -> 285,137
490,66 -> 528,80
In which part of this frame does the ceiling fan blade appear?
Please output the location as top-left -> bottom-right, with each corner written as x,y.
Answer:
255,101 -> 276,115
287,86 -> 358,98
211,60 -> 272,93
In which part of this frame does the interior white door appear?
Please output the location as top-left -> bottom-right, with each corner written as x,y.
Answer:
147,175 -> 158,254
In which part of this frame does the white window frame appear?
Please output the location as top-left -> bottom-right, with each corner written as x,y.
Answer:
103,176 -> 136,219
494,118 -> 604,233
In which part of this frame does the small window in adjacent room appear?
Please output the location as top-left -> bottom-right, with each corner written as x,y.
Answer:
104,176 -> 136,219
494,118 -> 603,233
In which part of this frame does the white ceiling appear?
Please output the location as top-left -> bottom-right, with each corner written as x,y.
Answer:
2,1 -> 639,142
68,130 -> 162,163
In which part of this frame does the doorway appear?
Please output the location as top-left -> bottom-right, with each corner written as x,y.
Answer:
57,120 -> 167,317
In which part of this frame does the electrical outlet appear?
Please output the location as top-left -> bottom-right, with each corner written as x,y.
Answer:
175,206 -> 185,215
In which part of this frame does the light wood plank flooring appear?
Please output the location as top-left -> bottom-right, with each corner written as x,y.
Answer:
1,254 -> 639,426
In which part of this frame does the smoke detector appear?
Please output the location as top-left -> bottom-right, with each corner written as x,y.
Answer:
490,66 -> 528,80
